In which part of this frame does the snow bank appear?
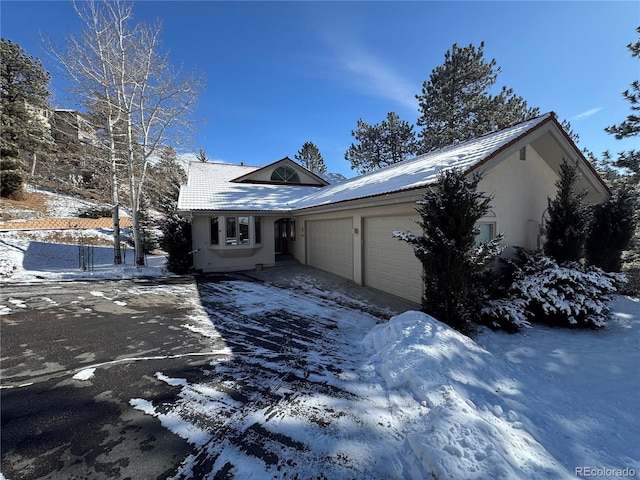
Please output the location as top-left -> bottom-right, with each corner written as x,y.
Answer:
364,311 -> 574,480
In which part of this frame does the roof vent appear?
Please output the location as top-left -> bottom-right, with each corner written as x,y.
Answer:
519,147 -> 526,161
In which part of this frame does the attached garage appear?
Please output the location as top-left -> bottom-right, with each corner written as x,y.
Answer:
306,218 -> 354,280
363,215 -> 423,303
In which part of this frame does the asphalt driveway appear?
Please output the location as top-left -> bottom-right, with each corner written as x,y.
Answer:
1,268 -> 418,479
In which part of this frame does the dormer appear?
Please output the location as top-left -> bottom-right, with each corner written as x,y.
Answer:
231,157 -> 329,187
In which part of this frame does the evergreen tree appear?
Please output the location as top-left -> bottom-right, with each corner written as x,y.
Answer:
161,214 -> 193,274
605,27 -> 640,150
345,112 -> 418,174
149,146 -> 186,214
197,149 -> 208,162
416,42 -> 539,153
393,168 -> 503,335
586,187 -> 637,272
602,27 -> 640,280
544,160 -> 591,264
0,39 -> 55,198
295,141 -> 327,174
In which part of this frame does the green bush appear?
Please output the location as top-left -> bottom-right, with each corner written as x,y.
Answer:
483,251 -> 624,330
161,215 -> 193,274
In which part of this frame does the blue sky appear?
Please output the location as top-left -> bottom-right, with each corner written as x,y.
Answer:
1,1 -> 638,178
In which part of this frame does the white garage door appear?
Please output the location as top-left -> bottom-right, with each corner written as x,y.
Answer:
363,216 -> 423,303
306,218 -> 354,280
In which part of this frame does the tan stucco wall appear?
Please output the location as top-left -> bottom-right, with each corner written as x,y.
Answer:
188,142 -> 607,303
191,215 -> 276,272
289,145 -> 567,300
477,145 -> 559,250
292,200 -> 422,287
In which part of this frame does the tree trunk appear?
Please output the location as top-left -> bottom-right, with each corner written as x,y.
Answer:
112,204 -> 121,264
109,121 -> 122,265
131,208 -> 145,266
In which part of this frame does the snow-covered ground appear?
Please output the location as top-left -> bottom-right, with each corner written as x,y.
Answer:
1,191 -> 639,479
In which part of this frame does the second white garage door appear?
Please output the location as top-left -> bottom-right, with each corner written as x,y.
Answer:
306,218 -> 354,281
363,216 -> 423,303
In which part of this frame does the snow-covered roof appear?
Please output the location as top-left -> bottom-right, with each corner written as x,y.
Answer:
178,113 -> 555,213
177,162 -> 323,212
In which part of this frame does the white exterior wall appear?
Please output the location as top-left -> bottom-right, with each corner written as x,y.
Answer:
292,199 -> 424,301
477,145 -> 559,250
190,215 -> 276,272
291,147 -> 565,302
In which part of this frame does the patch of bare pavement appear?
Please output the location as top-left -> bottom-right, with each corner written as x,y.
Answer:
1,274 -> 412,479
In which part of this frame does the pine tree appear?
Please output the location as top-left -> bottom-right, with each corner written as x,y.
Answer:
295,141 -> 327,174
605,27 -> 640,148
544,160 -> 591,264
586,187 -> 637,272
345,112 -> 418,174
393,168 -> 503,335
161,214 -> 193,274
0,39 -> 55,198
416,42 -> 539,153
197,149 -> 208,162
602,26 -> 640,281
149,146 -> 186,215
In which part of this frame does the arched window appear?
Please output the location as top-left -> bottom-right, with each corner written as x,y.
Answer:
270,166 -> 300,183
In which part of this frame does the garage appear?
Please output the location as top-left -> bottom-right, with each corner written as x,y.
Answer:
306,218 -> 354,280
363,216 -> 423,303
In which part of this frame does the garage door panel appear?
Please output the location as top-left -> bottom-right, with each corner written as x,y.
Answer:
363,216 -> 422,303
306,219 -> 354,280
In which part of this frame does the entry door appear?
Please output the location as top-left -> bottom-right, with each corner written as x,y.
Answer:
275,218 -> 294,254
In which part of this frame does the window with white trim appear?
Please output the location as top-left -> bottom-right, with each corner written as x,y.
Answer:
210,217 -> 219,245
210,215 -> 262,247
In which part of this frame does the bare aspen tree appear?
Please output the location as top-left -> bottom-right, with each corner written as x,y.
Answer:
47,0 -> 202,266
46,1 -> 131,263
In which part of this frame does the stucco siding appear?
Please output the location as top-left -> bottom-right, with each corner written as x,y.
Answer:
478,145 -> 558,250
191,215 -> 275,272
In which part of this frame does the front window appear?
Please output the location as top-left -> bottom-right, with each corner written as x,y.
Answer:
225,216 -> 250,245
210,217 -> 219,245
211,215 -> 261,247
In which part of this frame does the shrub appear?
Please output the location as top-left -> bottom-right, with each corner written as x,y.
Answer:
79,205 -> 113,218
394,168 -> 504,335
0,157 -> 25,199
586,187 -> 637,272
161,214 -> 193,274
544,160 -> 590,264
483,251 -> 624,330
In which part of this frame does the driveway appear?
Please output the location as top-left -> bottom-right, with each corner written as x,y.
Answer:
1,268 -> 419,479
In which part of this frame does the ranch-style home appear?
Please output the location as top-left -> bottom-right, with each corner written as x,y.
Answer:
177,112 -> 610,303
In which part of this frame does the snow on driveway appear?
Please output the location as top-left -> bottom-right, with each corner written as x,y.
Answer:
127,277 -> 639,480
130,279 -> 416,479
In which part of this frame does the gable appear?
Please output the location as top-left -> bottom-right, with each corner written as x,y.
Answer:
231,157 -> 329,187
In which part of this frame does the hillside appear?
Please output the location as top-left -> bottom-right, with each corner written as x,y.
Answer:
0,186 -> 166,281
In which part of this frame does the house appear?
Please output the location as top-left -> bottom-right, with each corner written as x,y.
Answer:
50,109 -> 99,146
177,112 -> 610,303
